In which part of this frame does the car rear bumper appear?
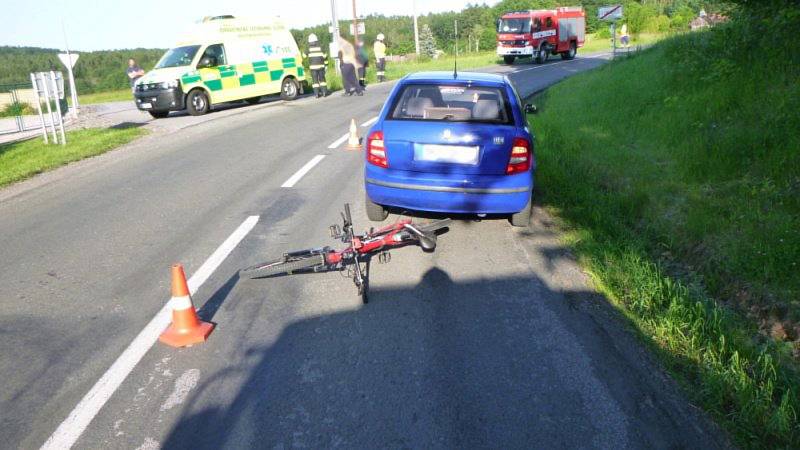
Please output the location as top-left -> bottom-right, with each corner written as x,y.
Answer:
365,167 -> 533,214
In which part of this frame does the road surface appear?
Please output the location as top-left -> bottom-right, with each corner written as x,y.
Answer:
0,53 -> 729,449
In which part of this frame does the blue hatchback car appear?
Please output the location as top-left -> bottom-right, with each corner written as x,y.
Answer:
364,71 -> 536,227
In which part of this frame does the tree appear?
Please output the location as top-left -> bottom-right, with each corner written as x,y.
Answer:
419,24 -> 438,58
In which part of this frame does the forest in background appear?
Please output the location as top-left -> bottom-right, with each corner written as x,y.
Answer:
1,0 -> 721,94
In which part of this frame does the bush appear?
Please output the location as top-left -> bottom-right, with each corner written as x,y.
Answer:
0,102 -> 35,118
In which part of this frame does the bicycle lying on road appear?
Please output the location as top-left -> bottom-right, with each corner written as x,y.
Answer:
240,203 -> 451,303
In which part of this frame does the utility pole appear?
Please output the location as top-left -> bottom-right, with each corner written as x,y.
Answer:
351,0 -> 359,43
412,0 -> 420,55
330,0 -> 341,74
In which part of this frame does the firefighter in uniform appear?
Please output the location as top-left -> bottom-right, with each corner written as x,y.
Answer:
306,34 -> 328,97
374,33 -> 387,82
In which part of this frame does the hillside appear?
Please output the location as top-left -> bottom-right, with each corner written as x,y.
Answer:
0,47 -> 164,94
530,1 -> 799,447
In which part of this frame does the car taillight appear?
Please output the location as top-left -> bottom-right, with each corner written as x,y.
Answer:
506,137 -> 532,174
367,130 -> 388,168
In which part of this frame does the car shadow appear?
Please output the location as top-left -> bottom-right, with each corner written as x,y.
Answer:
160,264 -> 729,449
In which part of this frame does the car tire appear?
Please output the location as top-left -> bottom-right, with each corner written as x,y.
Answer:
510,194 -> 532,228
148,111 -> 169,119
561,42 -> 577,60
186,89 -> 209,116
503,56 -> 515,65
280,77 -> 299,101
365,193 -> 388,222
245,96 -> 261,105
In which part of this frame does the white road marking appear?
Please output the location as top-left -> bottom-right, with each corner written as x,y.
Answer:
360,116 -> 378,127
281,155 -> 326,188
327,133 -> 350,149
41,215 -> 260,450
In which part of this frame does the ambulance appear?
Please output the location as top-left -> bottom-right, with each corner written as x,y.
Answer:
134,15 -> 305,118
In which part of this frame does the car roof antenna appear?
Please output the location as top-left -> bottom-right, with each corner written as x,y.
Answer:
453,19 -> 458,79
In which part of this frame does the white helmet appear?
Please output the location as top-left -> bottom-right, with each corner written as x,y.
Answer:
308,33 -> 318,43
377,33 -> 385,41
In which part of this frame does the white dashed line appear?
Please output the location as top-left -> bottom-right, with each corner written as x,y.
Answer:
327,133 -> 350,149
41,215 -> 260,450
360,116 -> 378,127
281,155 -> 326,188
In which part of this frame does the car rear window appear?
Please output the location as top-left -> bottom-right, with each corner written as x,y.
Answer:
388,84 -> 514,124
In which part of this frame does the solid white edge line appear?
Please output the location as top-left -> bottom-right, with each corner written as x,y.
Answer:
280,155 -> 326,188
41,215 -> 260,450
327,133 -> 350,149
360,116 -> 378,127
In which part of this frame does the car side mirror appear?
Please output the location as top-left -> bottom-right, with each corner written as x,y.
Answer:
198,56 -> 216,68
524,104 -> 538,114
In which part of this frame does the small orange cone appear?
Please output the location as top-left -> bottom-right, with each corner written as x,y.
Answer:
345,118 -> 361,150
159,264 -> 214,348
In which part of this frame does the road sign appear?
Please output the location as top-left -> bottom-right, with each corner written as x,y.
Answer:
349,22 -> 365,36
598,5 -> 623,20
58,53 -> 79,68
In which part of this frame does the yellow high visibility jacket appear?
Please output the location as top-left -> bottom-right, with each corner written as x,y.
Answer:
374,41 -> 386,59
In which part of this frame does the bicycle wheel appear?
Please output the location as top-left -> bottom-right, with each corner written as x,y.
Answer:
240,253 -> 326,279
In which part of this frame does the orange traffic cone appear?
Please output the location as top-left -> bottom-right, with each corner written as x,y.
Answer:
345,118 -> 362,150
159,264 -> 214,348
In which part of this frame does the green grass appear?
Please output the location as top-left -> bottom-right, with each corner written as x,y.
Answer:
581,32 -> 666,54
527,15 -> 799,450
73,89 -> 133,106
0,127 -> 147,187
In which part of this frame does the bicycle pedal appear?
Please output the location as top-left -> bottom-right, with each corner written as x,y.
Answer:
378,251 -> 391,264
329,224 -> 342,238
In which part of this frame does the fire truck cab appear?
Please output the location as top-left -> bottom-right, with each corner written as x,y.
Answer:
496,7 -> 586,65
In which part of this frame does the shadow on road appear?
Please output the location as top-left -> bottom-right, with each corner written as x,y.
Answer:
160,263 -> 725,449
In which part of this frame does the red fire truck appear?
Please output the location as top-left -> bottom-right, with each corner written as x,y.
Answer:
496,7 -> 586,64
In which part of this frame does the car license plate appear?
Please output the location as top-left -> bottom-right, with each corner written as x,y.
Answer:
140,102 -> 152,109
415,144 -> 479,165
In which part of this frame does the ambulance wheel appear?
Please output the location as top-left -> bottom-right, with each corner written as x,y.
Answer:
503,56 -> 515,65
561,42 -> 577,60
365,193 -> 388,222
148,111 -> 169,119
186,89 -> 209,116
280,77 -> 299,101
245,96 -> 261,105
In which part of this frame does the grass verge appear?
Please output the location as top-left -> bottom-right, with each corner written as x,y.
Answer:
0,127 -> 147,188
73,89 -> 133,106
527,16 -> 799,450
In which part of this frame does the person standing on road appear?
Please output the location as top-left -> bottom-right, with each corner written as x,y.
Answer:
126,59 -> 145,94
356,40 -> 369,89
306,34 -> 329,98
338,36 -> 363,96
374,33 -> 387,82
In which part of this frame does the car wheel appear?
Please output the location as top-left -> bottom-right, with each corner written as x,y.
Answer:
186,89 -> 209,116
280,77 -> 299,101
245,96 -> 261,105
365,193 -> 388,222
510,194 -> 532,228
148,110 -> 169,119
503,56 -> 515,65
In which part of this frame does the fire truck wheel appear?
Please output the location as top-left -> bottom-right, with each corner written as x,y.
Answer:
561,42 -> 577,60
536,45 -> 548,64
503,56 -> 516,65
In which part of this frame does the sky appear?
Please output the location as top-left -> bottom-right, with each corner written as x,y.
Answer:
2,0 -> 499,51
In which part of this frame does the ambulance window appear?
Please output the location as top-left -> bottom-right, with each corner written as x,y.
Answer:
545,17 -> 553,28
200,44 -> 227,67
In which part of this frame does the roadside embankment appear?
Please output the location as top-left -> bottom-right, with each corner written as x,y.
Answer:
528,4 -> 799,448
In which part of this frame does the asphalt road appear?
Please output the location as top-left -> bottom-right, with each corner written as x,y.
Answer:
0,52 -> 729,449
